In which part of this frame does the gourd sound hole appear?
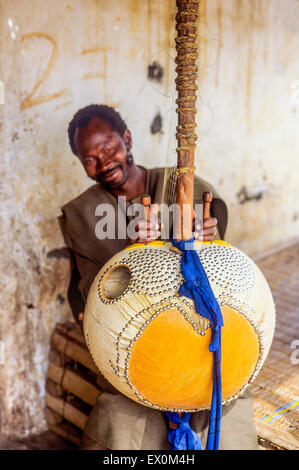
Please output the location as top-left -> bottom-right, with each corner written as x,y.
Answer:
101,265 -> 132,300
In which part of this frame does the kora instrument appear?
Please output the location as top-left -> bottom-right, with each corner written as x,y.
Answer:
83,0 -> 275,413
84,230 -> 275,411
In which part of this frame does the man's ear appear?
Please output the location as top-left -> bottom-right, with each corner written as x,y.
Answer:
123,128 -> 132,150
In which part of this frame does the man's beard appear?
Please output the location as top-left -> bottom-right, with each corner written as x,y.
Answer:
95,153 -> 133,188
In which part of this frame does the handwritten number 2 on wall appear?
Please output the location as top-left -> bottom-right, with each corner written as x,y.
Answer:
20,32 -> 65,111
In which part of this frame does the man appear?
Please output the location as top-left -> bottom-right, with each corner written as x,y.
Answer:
58,104 -> 258,450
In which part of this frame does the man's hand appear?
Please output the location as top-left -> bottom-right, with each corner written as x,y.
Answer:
134,218 -> 161,243
194,217 -> 218,241
130,203 -> 162,244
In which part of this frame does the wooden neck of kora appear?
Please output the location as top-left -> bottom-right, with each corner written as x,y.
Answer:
174,0 -> 199,241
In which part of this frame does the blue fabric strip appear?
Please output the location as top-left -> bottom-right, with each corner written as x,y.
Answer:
166,238 -> 223,451
165,412 -> 202,450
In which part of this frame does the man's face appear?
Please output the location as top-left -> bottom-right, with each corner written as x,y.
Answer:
74,117 -> 133,190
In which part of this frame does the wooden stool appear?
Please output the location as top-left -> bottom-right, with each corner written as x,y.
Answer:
45,321 -> 101,447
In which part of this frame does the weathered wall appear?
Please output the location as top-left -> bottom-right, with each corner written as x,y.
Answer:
0,0 -> 298,436
198,0 -> 299,254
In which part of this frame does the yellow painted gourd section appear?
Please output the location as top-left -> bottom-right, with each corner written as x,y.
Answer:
126,240 -> 232,251
129,305 -> 260,409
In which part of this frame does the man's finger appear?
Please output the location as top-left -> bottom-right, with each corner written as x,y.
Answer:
202,227 -> 217,236
137,237 -> 161,243
138,230 -> 161,240
137,220 -> 160,230
194,226 -> 216,240
202,217 -> 218,229
194,232 -> 203,241
151,203 -> 159,217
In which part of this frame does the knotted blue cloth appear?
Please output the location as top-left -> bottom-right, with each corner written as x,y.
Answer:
165,238 -> 223,451
166,412 -> 202,450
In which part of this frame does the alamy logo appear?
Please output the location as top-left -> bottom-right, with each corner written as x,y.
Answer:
94,197 -> 204,242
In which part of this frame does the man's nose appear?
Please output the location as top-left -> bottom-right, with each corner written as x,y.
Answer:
95,151 -> 109,169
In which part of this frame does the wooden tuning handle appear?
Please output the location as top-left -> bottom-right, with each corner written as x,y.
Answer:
203,191 -> 213,220
141,194 -> 151,223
